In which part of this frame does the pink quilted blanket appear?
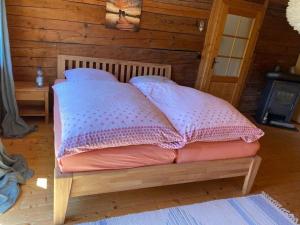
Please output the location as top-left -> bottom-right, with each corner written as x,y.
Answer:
53,80 -> 183,158
131,82 -> 264,144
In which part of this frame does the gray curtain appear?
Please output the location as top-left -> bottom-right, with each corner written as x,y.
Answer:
0,0 -> 35,137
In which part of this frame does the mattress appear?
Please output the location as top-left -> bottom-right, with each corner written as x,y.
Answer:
57,140 -> 259,173
176,141 -> 259,163
54,79 -> 259,173
58,145 -> 177,172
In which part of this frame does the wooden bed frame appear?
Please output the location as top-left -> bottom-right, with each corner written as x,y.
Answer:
54,55 -> 262,225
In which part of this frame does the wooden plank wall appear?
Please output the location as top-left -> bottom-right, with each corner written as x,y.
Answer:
6,0 -> 300,113
6,0 -> 210,88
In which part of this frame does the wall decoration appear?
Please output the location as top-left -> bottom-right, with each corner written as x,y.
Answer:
286,0 -> 300,34
105,0 -> 142,32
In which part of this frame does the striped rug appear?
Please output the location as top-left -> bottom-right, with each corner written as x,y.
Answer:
79,193 -> 299,225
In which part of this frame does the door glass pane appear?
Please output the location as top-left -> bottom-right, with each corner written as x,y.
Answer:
224,15 -> 240,36
224,14 -> 253,38
227,59 -> 242,77
214,57 -> 229,76
214,14 -> 254,78
237,17 -> 253,38
231,38 -> 247,58
219,36 -> 234,56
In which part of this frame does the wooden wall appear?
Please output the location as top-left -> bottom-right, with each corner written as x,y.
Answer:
6,0 -> 210,87
6,0 -> 300,113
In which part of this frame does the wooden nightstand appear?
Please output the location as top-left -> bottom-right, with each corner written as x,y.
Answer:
15,81 -> 49,123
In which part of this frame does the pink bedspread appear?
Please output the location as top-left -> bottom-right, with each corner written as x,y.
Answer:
55,88 -> 259,173
53,80 -> 182,158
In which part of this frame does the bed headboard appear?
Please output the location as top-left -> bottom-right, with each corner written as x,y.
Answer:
57,55 -> 172,82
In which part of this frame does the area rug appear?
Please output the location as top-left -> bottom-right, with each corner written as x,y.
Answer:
79,193 -> 299,225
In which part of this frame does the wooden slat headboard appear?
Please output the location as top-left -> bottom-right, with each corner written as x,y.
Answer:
57,55 -> 172,82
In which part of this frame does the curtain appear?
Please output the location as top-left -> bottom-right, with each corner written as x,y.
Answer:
0,0 -> 35,137
0,139 -> 33,213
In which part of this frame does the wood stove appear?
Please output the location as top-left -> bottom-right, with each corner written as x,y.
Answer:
256,72 -> 300,129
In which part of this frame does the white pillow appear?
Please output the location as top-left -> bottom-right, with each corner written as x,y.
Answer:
65,68 -> 118,82
129,75 -> 176,85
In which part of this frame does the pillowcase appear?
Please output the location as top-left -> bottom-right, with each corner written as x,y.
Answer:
131,82 -> 264,144
129,75 -> 176,85
65,68 -> 118,82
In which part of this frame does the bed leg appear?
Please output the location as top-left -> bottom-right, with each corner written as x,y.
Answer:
242,156 -> 262,195
54,168 -> 73,225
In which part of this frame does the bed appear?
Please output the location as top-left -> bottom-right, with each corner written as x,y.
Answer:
53,55 -> 262,225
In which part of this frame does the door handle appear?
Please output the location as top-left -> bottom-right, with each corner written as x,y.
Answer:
211,57 -> 217,69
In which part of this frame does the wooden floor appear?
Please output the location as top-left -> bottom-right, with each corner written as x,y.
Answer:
1,119 -> 300,225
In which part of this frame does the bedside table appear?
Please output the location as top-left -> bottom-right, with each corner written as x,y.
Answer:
15,81 -> 49,123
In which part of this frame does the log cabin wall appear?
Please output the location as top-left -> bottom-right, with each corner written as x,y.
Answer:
5,0 -> 300,113
6,0 -> 209,87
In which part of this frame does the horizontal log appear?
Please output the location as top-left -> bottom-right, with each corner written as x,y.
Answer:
6,3 -> 104,25
12,57 -> 57,68
142,0 -> 210,18
148,0 -> 212,10
141,13 -> 204,35
11,46 -> 58,58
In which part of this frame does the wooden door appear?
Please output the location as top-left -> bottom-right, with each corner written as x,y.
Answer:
196,0 -> 268,107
